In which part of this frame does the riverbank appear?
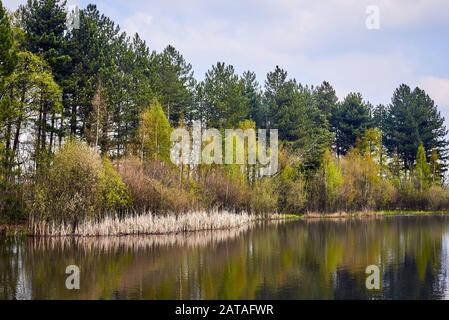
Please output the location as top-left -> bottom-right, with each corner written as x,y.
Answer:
302,210 -> 449,219
3,210 -> 449,237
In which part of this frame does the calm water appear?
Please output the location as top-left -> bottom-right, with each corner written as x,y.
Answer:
2,215 -> 449,299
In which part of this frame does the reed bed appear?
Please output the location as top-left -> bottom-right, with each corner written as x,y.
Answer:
28,226 -> 251,251
31,210 -> 258,236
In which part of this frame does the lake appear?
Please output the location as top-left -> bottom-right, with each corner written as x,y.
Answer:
1,215 -> 449,299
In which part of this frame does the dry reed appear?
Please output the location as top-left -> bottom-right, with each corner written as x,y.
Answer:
31,210 -> 258,236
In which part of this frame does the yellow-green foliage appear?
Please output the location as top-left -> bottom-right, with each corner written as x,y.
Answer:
340,149 -> 383,210
100,158 -> 131,212
250,178 -> 278,214
138,99 -> 172,162
322,149 -> 344,207
277,164 -> 306,213
414,143 -> 431,191
30,140 -> 102,225
29,140 -> 130,226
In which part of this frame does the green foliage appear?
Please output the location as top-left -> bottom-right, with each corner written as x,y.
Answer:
138,99 -> 172,162
99,157 -> 131,212
332,92 -> 372,155
250,178 -> 278,214
29,140 -> 103,226
1,50 -> 62,178
19,0 -> 69,80
198,62 -> 249,128
384,84 -> 448,170
414,143 -> 430,192
242,70 -> 266,127
0,1 -> 17,78
28,140 -> 130,227
314,81 -> 337,126
340,149 -> 390,211
151,45 -> 195,125
2,0 -> 449,227
277,163 -> 306,214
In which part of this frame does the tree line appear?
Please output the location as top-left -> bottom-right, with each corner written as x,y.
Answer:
1,0 -> 448,227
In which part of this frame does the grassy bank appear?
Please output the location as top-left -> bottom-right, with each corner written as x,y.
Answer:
302,210 -> 449,219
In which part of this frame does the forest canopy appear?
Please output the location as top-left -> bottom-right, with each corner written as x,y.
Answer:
1,0 -> 449,228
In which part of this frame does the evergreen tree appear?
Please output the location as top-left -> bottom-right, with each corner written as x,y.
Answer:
384,84 -> 448,171
19,0 -> 69,82
19,0 -> 69,147
264,66 -> 298,140
242,70 -> 266,127
314,81 -> 337,126
333,92 -> 372,155
199,62 -> 248,128
151,45 -> 195,125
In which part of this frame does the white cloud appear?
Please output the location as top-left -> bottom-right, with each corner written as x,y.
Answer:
419,76 -> 449,109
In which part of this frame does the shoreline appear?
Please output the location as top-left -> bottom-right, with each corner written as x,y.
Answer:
2,210 -> 449,237
302,210 -> 449,219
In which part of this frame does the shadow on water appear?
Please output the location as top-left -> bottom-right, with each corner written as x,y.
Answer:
2,215 -> 449,299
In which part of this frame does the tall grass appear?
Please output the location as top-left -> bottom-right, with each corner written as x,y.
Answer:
28,226 -> 252,251
30,210 -> 257,236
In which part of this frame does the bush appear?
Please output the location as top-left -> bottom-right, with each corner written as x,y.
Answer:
427,185 -> 449,210
28,140 -> 130,229
277,165 -> 306,214
117,157 -> 194,214
99,158 -> 132,212
199,165 -> 250,212
250,178 -> 278,214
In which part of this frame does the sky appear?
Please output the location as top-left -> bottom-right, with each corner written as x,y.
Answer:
4,0 -> 449,127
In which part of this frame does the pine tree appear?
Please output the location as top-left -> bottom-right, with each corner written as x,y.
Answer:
151,45 -> 195,125
384,84 -> 448,171
264,66 -> 298,140
242,70 -> 266,127
314,81 -> 337,126
19,0 -> 70,149
199,62 -> 248,128
19,0 -> 69,82
332,92 -> 372,155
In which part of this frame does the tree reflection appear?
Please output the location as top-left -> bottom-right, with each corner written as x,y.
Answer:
1,215 -> 449,299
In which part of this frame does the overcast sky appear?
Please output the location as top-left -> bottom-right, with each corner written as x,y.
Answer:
4,0 -> 449,126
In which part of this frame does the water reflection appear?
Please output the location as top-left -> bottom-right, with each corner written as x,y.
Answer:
1,215 -> 449,299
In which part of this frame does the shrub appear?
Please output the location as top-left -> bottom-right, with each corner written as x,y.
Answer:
28,140 -> 130,229
99,158 -> 132,212
116,157 -> 194,214
277,165 -> 306,213
427,185 -> 449,210
199,165 -> 250,212
250,178 -> 278,215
